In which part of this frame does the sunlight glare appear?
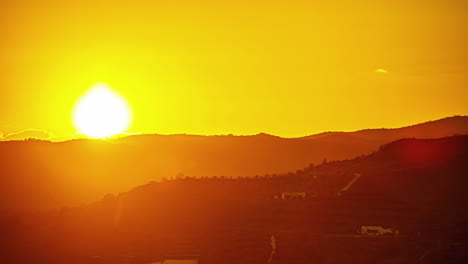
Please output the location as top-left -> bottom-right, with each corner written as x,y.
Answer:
73,83 -> 132,138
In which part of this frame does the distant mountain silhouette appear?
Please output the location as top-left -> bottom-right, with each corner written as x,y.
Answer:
0,116 -> 466,211
299,115 -> 468,141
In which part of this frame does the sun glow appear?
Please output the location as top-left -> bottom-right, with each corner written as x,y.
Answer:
73,83 -> 132,138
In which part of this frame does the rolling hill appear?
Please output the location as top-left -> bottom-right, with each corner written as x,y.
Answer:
0,116 -> 466,211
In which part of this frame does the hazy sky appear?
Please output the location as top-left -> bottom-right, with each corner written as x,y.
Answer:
0,0 -> 466,138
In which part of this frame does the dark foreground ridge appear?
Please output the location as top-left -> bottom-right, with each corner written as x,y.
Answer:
1,135 -> 467,264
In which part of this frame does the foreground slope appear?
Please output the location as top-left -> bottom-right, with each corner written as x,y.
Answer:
1,135 -> 467,264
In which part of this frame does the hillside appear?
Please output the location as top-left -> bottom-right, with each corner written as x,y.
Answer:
1,135 -> 467,264
0,116 -> 466,211
116,134 -> 468,212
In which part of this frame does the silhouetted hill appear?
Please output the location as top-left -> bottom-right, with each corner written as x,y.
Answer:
0,116 -> 466,211
118,134 -> 468,209
102,135 -> 468,247
319,135 -> 468,203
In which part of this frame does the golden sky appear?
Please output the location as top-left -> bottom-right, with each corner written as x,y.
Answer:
0,0 -> 467,138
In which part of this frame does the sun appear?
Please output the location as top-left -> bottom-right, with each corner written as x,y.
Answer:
73,83 -> 132,138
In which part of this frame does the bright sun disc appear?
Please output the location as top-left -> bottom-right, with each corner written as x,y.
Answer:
73,83 -> 132,138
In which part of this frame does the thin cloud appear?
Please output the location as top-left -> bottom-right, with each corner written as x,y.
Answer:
1,129 -> 54,141
375,68 -> 388,73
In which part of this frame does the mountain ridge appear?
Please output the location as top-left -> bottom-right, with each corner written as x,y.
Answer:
0,116 -> 466,211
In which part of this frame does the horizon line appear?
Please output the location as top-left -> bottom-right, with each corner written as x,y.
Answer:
0,115 -> 466,143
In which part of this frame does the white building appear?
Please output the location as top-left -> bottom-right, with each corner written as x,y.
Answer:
276,192 -> 306,199
360,226 -> 399,236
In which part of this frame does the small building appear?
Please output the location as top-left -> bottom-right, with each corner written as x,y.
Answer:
275,192 -> 306,200
360,226 -> 399,236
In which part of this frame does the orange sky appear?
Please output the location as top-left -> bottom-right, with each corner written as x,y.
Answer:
0,0 -> 466,138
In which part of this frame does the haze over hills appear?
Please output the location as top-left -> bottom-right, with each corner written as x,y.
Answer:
119,134 -> 468,210
0,116 -> 466,211
115,134 -> 468,214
